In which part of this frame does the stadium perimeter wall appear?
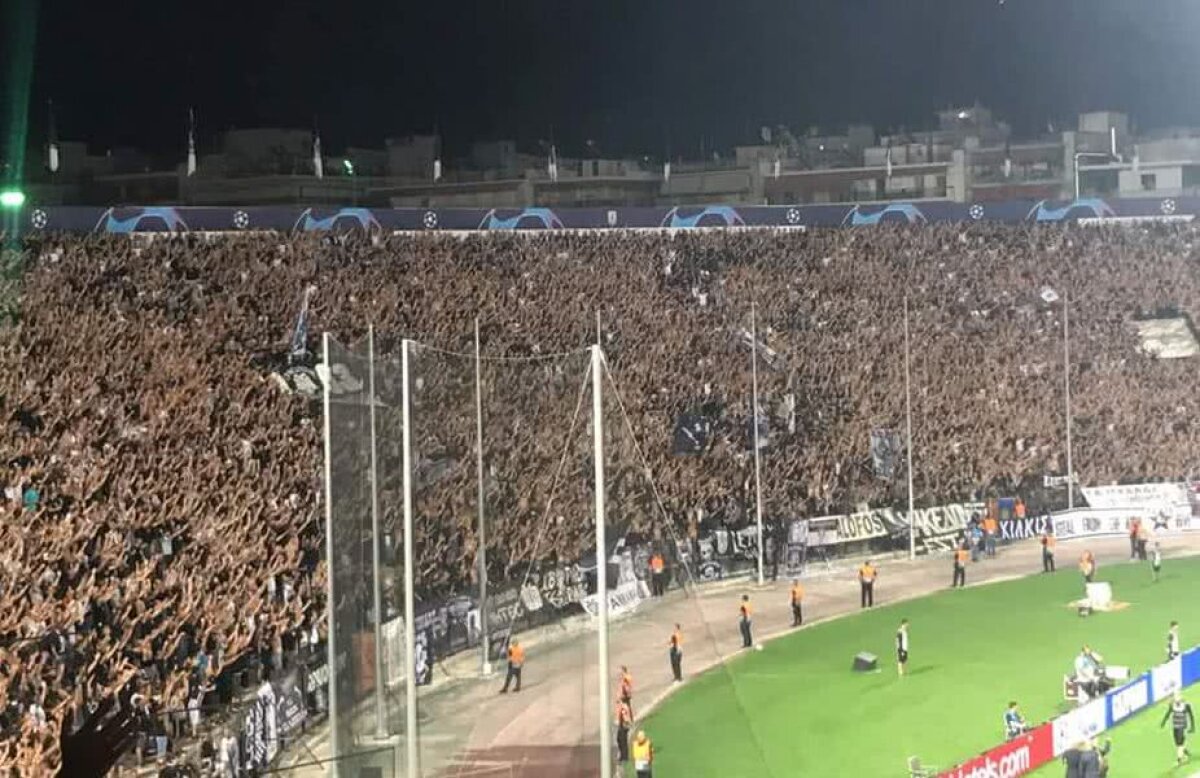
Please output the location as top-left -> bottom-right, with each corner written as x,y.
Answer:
11,195 -> 1200,235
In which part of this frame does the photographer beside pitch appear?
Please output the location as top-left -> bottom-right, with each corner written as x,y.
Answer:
1003,701 -> 1029,740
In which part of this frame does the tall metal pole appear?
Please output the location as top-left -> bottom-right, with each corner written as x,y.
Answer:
321,333 -> 340,767
903,298 -> 916,560
400,339 -> 419,778
1064,292 -> 1074,509
592,345 -> 613,778
750,303 -> 765,586
368,326 -> 386,738
474,319 -> 491,676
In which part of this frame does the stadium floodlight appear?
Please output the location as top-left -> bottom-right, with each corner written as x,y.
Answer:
0,190 -> 26,209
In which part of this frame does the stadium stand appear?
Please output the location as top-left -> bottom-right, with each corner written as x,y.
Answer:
3,222 -> 1200,773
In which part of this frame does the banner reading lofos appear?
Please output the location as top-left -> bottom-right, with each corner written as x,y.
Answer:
938,723 -> 1053,778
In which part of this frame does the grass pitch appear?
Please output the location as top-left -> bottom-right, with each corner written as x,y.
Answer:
640,555 -> 1200,777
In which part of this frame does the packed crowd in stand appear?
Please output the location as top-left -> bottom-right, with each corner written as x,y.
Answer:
3,222 -> 1200,773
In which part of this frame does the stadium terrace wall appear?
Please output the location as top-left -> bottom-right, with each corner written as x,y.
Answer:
13,196 -> 1200,235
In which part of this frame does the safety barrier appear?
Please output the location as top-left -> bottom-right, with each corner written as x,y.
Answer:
938,646 -> 1200,777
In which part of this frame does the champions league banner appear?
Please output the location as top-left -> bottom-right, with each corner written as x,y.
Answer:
19,196 -> 1200,236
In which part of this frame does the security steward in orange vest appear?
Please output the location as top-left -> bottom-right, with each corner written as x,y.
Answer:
739,595 -> 754,648
859,561 -> 877,608
619,666 -> 634,711
1041,531 -> 1056,573
632,729 -> 653,778
952,544 -> 969,588
1080,550 -> 1096,583
499,640 -> 524,693
790,580 -> 804,626
649,553 -> 666,596
614,699 -> 633,764
668,624 -> 683,682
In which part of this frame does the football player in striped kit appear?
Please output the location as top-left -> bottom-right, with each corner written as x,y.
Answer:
896,619 -> 909,677
1161,692 -> 1195,765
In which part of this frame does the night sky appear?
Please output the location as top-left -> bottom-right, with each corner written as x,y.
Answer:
7,0 -> 1200,161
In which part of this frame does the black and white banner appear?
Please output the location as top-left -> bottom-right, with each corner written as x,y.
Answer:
1050,508 -> 1200,540
999,515 -> 1053,541
580,580 -> 650,618
242,680 -> 279,769
580,547 -> 650,618
821,502 -> 981,553
673,412 -> 713,455
870,428 -> 903,480
275,672 -> 307,743
1081,482 -> 1190,512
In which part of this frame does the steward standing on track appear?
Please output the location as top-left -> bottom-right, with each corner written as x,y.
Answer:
790,580 -> 804,626
739,595 -> 754,648
1169,621 -> 1181,661
649,552 -> 666,597
632,730 -> 654,778
1041,530 -> 1056,573
499,639 -> 524,694
983,514 -> 999,557
952,544 -> 969,588
614,699 -> 633,764
619,666 -> 634,712
668,624 -> 683,682
859,560 -> 877,608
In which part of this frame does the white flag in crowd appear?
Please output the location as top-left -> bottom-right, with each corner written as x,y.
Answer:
548,144 -> 559,182
187,108 -> 197,177
312,133 -> 324,179
433,158 -> 442,182
663,160 -> 671,182
885,145 -> 893,179
47,100 -> 59,173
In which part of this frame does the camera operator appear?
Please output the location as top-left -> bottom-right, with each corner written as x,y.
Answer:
1074,645 -> 1112,701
